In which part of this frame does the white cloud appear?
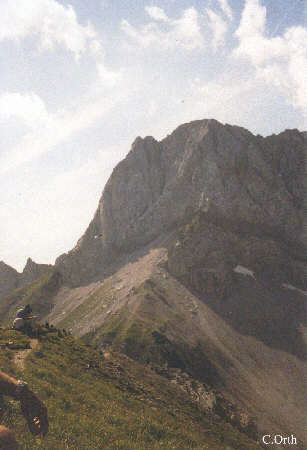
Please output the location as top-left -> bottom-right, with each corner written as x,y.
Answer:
237,0 -> 267,37
0,0 -> 121,85
187,76 -> 256,123
0,1 -> 123,174
206,8 -> 228,49
97,65 -> 123,87
89,40 -> 122,86
121,7 -> 205,51
89,39 -> 104,59
148,100 -> 158,117
145,6 -> 169,22
218,0 -> 233,21
101,0 -> 108,8
172,68 -> 304,137
234,0 -> 307,114
0,0 -> 97,59
0,92 -> 48,128
1,144 -> 124,270
0,88 -> 122,173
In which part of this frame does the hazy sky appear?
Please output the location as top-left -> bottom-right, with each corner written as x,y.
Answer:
0,0 -> 306,271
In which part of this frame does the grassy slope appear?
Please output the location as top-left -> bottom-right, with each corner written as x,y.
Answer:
1,266 -> 305,447
82,279 -> 225,388
0,328 -> 261,450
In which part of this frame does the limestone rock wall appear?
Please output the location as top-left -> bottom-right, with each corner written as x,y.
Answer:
55,119 -> 306,286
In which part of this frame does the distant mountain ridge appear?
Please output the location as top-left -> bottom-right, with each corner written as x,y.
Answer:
0,258 -> 52,300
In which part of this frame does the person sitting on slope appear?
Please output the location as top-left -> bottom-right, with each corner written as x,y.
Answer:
13,305 -> 38,331
0,369 -> 48,449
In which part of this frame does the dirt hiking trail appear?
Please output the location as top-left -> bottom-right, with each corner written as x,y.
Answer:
13,339 -> 38,370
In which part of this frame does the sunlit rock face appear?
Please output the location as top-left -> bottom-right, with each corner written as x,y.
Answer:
55,119 -> 306,287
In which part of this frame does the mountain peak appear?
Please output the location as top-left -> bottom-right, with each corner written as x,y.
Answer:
0,260 -> 18,274
23,257 -> 37,273
55,119 -> 306,286
0,257 -> 52,299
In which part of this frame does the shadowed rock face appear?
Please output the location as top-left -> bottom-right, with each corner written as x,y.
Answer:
21,258 -> 52,285
55,119 -> 306,287
0,261 -> 19,299
167,214 -> 307,359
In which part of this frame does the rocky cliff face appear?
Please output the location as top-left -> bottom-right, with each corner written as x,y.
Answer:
56,119 -> 306,287
0,258 -> 52,300
0,261 -> 19,299
21,258 -> 52,285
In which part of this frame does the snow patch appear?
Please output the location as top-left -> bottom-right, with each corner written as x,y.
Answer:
233,265 -> 255,279
282,284 -> 307,296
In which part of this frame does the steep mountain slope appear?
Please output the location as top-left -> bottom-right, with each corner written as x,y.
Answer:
55,120 -> 306,287
52,245 -> 305,444
1,119 -> 306,446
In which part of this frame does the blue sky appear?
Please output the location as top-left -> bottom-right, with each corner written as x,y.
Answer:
0,0 -> 306,271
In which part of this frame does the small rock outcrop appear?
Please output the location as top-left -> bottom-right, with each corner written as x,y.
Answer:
20,258 -> 51,285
